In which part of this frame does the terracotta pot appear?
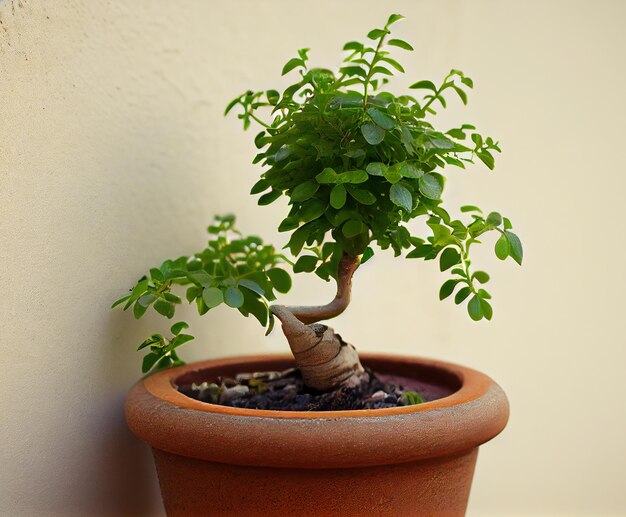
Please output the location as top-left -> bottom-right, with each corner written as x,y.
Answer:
126,354 -> 509,516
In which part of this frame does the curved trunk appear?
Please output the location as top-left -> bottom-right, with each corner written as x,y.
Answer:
270,254 -> 365,391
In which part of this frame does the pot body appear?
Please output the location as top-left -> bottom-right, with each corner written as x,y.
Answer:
126,355 -> 509,517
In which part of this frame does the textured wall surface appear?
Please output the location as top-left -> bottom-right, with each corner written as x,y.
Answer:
1,1 -> 625,516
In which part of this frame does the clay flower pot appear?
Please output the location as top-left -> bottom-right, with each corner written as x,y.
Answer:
126,354 -> 508,516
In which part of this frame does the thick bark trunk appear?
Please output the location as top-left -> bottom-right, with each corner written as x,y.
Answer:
270,254 -> 365,391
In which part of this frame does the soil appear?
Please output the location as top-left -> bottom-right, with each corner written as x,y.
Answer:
177,367 -> 447,411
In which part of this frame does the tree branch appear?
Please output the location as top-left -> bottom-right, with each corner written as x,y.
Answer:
271,253 -> 360,325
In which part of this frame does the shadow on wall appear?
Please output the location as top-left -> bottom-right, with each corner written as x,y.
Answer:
58,316 -> 167,516
37,107 -> 213,515
98,315 -> 166,517
84,394 -> 163,517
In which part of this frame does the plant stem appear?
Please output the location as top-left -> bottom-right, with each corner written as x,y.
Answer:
363,35 -> 387,106
271,253 -> 359,325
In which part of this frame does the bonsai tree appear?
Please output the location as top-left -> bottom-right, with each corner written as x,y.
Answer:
113,14 -> 522,393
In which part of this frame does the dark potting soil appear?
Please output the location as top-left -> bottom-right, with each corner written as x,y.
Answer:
177,367 -> 448,411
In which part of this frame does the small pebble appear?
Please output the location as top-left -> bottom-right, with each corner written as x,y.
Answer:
219,385 -> 249,404
368,390 -> 387,402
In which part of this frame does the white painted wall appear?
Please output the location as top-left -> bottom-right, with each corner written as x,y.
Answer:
1,1 -> 625,515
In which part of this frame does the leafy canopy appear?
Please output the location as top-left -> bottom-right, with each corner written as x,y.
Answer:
114,15 -> 523,373
226,13 -> 522,321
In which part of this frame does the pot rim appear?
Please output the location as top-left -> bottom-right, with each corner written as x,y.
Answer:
125,353 -> 509,468
143,353 -> 483,419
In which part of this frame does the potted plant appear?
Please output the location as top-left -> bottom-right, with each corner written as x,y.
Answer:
116,14 -> 522,516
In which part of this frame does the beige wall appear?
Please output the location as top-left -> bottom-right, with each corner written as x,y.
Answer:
2,1 -> 625,515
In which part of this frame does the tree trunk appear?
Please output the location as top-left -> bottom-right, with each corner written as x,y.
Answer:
270,254 -> 365,391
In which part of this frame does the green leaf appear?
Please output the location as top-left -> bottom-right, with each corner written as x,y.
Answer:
473,271 -> 490,284
477,150 -> 495,170
274,145 -> 293,161
163,293 -> 181,304
361,124 -> 385,145
452,85 -> 468,105
343,41 -> 364,52
401,126 -> 415,151
361,246 -> 374,264
142,352 -> 161,374
137,334 -> 163,350
170,322 -> 189,335
186,285 -> 200,303
386,13 -> 404,26
342,219 -> 363,238
495,234 -> 510,260
338,169 -> 369,184
300,199 -> 326,223
400,391 -> 423,405
399,162 -> 422,179
439,248 -> 461,271
153,355 -> 173,372
202,287 -> 224,308
278,217 -> 299,232
460,205 -> 482,214
471,133 -> 483,147
419,173 -> 444,199
347,187 -> 376,205
290,181 -> 319,202
224,287 -> 244,308
111,294 -> 131,309
505,231 -> 523,265
154,299 -> 175,319
267,268 -> 292,293
266,89 -> 280,105
480,298 -> 493,320
367,107 -> 395,130
250,178 -> 270,195
387,38 -> 414,51
366,162 -> 387,176
468,295 -> 483,321
455,286 -> 471,304
409,80 -> 437,91
171,334 -> 195,349
139,293 -> 157,307
265,312 -> 275,336
282,58 -> 304,76
286,226 -> 308,255
294,255 -> 318,273
124,278 -> 149,309
367,28 -> 389,40
389,184 -> 413,211
240,291 -> 269,326
384,164 -> 402,184
133,299 -> 148,319
429,137 -> 455,149
316,167 -> 339,184
238,279 -> 265,297
150,268 -> 164,282
478,288 -> 492,300
486,211 -> 502,226
380,56 -> 405,73
187,270 -> 213,288
339,65 -> 367,78
406,244 -> 432,259
330,184 -> 347,209
258,189 -> 282,205
503,217 -> 513,230
439,279 -> 459,300
224,96 -> 240,116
